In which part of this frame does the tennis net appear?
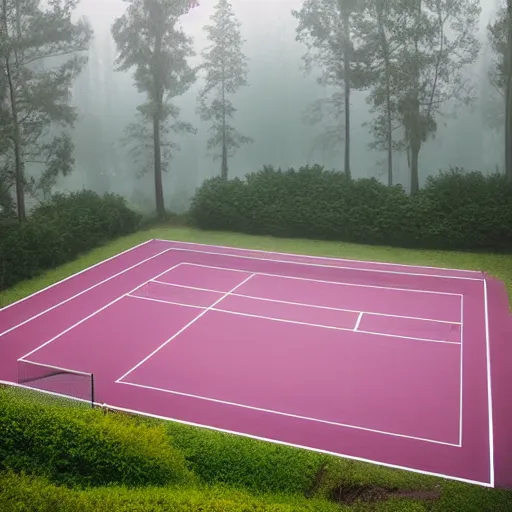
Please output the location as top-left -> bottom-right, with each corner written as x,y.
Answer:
17,359 -> 95,408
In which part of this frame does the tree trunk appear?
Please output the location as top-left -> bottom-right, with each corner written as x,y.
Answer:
152,19 -> 165,218
2,0 -> 25,221
376,0 -> 393,186
152,114 -> 165,218
221,62 -> 228,180
342,8 -> 351,178
505,0 -> 512,178
410,141 -> 420,194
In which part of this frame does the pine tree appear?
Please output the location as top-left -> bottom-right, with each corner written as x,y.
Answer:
112,0 -> 198,218
0,0 -> 92,221
198,0 -> 252,180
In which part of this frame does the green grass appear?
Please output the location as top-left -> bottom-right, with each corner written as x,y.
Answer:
2,225 -> 512,308
2,226 -> 512,510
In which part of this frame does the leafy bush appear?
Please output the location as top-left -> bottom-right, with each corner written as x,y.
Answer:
166,422 -> 326,495
0,190 -> 141,290
0,391 -> 194,488
190,166 -> 512,251
0,472 -> 340,512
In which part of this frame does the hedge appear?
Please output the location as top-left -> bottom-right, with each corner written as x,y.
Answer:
166,421 -> 326,495
0,190 -> 141,290
0,472 -> 340,512
189,166 -> 512,251
0,390 -> 194,488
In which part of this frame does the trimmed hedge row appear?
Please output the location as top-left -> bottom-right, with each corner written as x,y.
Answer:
0,472 -> 340,512
190,166 -> 512,251
0,390 -> 194,488
0,190 -> 141,290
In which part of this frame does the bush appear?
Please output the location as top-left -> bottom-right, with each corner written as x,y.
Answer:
0,390 -> 194,488
166,422 -> 326,495
190,166 -> 512,251
0,190 -> 141,290
0,472 -> 340,512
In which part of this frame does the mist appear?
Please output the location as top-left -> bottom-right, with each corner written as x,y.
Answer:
53,0 -> 504,214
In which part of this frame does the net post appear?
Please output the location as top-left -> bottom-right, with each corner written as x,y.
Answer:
91,373 -> 95,409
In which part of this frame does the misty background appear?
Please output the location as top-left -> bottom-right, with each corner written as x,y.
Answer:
55,0 -> 504,214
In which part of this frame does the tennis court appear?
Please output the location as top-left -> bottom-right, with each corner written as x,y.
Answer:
1,239 -> 511,487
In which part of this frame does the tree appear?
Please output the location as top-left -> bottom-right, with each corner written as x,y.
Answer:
293,0 -> 368,178
488,1 -> 512,178
112,0 -> 198,218
387,0 -> 480,193
0,0 -> 92,221
198,0 -> 252,180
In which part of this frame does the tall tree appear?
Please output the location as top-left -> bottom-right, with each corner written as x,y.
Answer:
356,0 -> 400,186
0,0 -> 91,221
198,0 -> 252,180
387,0 -> 480,193
488,1 -> 512,177
293,0 -> 368,178
112,0 -> 198,218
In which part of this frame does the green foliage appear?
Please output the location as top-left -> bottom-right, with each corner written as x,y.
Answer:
0,390 -> 194,488
166,421 -> 325,495
190,165 -> 512,251
0,190 -> 140,290
0,471 -> 340,512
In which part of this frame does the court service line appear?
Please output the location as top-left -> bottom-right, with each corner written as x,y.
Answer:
1,247 -> 175,338
484,279 -> 495,487
126,294 -> 462,345
157,239 -> 483,275
116,273 -> 257,383
0,239 -> 156,313
176,262 -> 464,298
150,279 -> 462,325
170,247 -> 485,282
117,380 -> 460,447
17,262 -> 187,362
354,312 -> 364,331
0,380 -> 491,487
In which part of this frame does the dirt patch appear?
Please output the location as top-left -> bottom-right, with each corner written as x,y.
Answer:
330,483 -> 441,505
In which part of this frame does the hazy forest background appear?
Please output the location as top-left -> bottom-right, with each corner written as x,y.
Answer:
0,0 -> 508,217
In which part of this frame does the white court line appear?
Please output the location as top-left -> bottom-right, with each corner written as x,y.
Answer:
151,279 -> 462,326
0,239 -> 155,312
354,312 -> 364,331
117,379 -> 460,447
156,239 -> 483,275
1,247 -> 174,338
126,294 -> 462,345
0,380 -> 492,487
170,247 -> 485,282
459,295 -> 464,447
484,279 -> 495,487
17,262 -> 186,362
176,261 -> 464,299
116,273 -> 256,383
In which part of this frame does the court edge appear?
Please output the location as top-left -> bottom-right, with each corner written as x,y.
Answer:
0,380 -> 494,489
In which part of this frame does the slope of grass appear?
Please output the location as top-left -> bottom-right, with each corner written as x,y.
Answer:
1,227 -> 512,511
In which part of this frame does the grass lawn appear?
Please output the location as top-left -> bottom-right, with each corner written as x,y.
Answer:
1,226 -> 512,511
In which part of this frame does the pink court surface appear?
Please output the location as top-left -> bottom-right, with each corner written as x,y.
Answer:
1,239 -> 512,488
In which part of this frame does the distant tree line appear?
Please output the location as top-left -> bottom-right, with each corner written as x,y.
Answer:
1,0 -> 511,221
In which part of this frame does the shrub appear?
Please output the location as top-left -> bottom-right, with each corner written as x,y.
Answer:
0,190 -> 141,290
190,165 -> 512,251
166,421 -> 326,495
0,472 -> 340,512
0,390 -> 194,488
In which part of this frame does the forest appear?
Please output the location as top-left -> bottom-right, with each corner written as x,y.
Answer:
0,0 -> 509,222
